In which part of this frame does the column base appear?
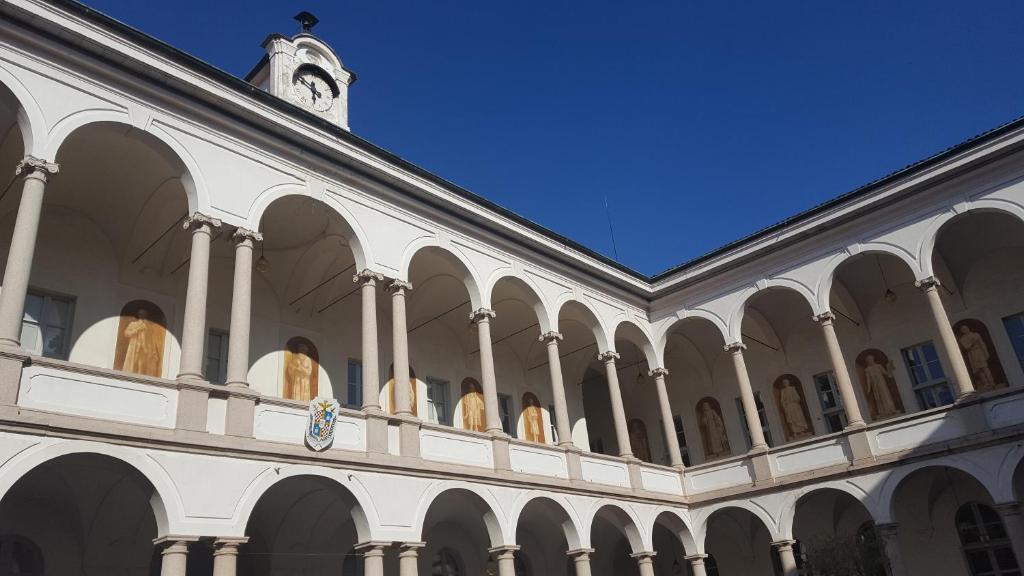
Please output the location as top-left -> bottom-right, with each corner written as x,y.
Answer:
0,349 -> 28,405
175,381 -> 209,432
224,387 -> 257,437
492,434 -> 511,472
750,450 -> 774,484
565,447 -> 584,484
626,457 -> 644,491
365,411 -> 389,454
398,418 -> 421,458
846,425 -> 875,463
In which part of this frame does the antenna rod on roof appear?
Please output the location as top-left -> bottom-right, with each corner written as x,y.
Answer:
604,195 -> 620,261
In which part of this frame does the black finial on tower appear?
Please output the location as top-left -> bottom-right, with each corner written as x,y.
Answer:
294,11 -> 319,33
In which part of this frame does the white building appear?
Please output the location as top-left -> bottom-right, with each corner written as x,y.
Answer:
0,2 -> 1022,575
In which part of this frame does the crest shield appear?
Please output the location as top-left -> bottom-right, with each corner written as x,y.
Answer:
306,397 -> 340,451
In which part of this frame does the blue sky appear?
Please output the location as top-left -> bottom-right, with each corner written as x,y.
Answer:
83,0 -> 1024,276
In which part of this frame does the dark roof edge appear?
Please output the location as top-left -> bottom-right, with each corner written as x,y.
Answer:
44,1 -> 1024,290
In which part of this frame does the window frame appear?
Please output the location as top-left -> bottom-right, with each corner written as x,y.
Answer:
204,328 -> 229,384
735,391 -> 773,449
346,358 -> 363,408
21,288 -> 75,360
901,341 -> 954,410
813,370 -> 848,433
425,377 -> 451,426
1002,312 -> 1024,372
498,393 -> 513,436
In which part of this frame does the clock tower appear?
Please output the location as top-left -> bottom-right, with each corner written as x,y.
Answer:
246,11 -> 356,130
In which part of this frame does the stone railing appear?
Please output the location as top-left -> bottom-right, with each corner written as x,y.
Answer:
6,352 -> 1024,502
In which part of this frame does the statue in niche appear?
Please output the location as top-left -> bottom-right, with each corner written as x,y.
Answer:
522,392 -> 545,443
387,364 -> 418,417
697,397 -> 730,461
954,319 -> 1007,392
628,418 -> 652,462
856,349 -> 904,421
284,337 -> 319,402
113,300 -> 166,378
773,375 -> 813,441
460,378 -> 486,432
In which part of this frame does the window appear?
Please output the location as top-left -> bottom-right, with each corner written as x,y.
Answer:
205,330 -> 229,384
657,415 -> 691,466
957,502 -> 1020,576
1003,313 -> 1024,371
432,548 -> 462,576
548,404 -> 558,443
813,371 -> 848,433
425,378 -> 450,425
346,360 -> 363,408
735,392 -> 773,449
901,342 -> 954,409
498,393 -> 513,436
20,289 -> 74,359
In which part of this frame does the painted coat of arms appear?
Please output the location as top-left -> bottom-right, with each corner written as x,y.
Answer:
306,397 -> 340,451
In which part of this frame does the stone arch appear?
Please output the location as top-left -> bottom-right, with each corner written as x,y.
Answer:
919,201 -> 1024,279
485,272 -> 554,334
878,461 -> 999,524
0,63 -> 47,157
46,115 -> 203,214
652,508 -> 698,555
246,183 -> 372,273
728,282 -> 818,343
695,501 -> 780,548
412,481 -> 510,547
231,465 -> 376,542
556,297 -> 611,353
613,320 -> 659,369
777,483 -> 876,539
508,492 -> 584,551
816,244 -> 922,313
0,440 -> 181,536
587,501 -> 647,552
402,242 -> 484,311
995,443 -> 1024,504
655,311 -> 729,364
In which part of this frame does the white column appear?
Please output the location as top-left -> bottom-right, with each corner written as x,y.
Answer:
876,523 -> 907,576
225,229 -> 260,387
212,538 -> 246,576
178,213 -> 221,382
567,549 -> 594,576
651,367 -> 683,468
472,308 -> 503,434
157,540 -> 189,576
599,351 -> 633,457
541,331 -> 573,446
917,277 -> 975,398
726,342 -> 768,451
813,312 -> 865,427
356,542 -> 387,576
489,545 -> 519,576
355,270 -> 383,412
995,502 -> 1024,568
389,279 -> 413,416
631,551 -> 656,576
399,542 -> 425,576
772,540 -> 799,576
0,157 -> 58,348
686,554 -> 709,576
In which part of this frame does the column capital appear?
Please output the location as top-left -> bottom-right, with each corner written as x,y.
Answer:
915,276 -> 941,290
685,553 -> 708,563
152,536 -> 199,548
398,541 -> 426,558
630,550 -> 657,560
771,539 -> 797,549
15,156 -> 58,178
724,341 -> 747,353
213,537 -> 247,555
875,522 -> 899,537
598,350 -> 620,362
470,308 -> 497,322
813,311 -> 836,324
649,367 -> 670,377
353,269 -> 384,286
567,548 -> 595,558
488,544 -> 521,557
994,501 -> 1022,517
183,212 -> 222,231
387,278 -> 413,293
355,541 -> 390,558
232,227 -> 262,245
539,330 -> 563,343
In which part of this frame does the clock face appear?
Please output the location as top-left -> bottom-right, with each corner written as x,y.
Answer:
291,69 -> 334,112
